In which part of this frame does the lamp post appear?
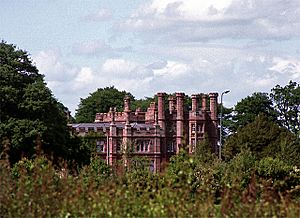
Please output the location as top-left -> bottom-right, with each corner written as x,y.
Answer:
219,90 -> 230,160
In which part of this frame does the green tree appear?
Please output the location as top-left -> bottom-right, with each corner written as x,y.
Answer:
0,41 -> 69,164
131,97 -> 154,112
230,92 -> 277,132
223,114 -> 296,160
270,80 -> 300,135
75,86 -> 134,123
218,105 -> 233,141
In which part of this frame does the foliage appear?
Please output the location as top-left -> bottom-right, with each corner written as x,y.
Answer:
75,86 -> 134,123
131,96 -> 155,111
1,150 -> 300,217
166,149 -> 196,187
220,150 -> 256,189
219,105 -> 233,140
0,41 -> 70,164
274,139 -> 300,166
270,80 -> 300,135
223,114 -> 296,160
65,135 -> 93,170
79,155 -> 111,186
230,92 -> 277,133
194,137 -> 218,165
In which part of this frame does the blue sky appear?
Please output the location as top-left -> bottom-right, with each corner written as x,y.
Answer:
1,0 -> 300,115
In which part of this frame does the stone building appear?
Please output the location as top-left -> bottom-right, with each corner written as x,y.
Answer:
71,92 -> 218,172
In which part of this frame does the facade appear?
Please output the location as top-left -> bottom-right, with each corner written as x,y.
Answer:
71,92 -> 218,172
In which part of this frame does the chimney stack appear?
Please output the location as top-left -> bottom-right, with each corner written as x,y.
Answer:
209,93 -> 218,121
176,92 -> 185,152
157,92 -> 166,131
168,96 -> 176,114
201,94 -> 208,111
191,94 -> 199,112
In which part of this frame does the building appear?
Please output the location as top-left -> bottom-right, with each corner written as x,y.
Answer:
71,92 -> 218,172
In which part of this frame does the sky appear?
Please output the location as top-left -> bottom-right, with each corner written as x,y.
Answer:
1,0 -> 300,116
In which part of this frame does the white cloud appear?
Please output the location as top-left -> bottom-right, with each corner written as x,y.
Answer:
34,47 -> 300,115
269,57 -> 300,80
153,61 -> 189,77
102,58 -> 137,75
34,49 -> 78,81
117,0 -> 300,42
73,67 -> 96,89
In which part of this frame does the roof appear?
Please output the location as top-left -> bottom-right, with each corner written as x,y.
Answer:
71,122 -> 155,129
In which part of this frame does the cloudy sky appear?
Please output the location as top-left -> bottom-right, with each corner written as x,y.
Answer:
1,0 -> 300,115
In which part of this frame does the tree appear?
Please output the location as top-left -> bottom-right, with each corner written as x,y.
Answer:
270,81 -> 300,135
0,41 -> 69,164
75,87 -> 134,123
223,114 -> 296,161
131,97 -> 154,112
229,92 -> 277,133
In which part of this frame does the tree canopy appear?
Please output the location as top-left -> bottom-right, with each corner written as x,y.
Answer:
270,81 -> 300,135
228,92 -> 277,133
226,81 -> 300,136
223,114 -> 299,163
75,87 -> 135,123
0,41 -> 70,164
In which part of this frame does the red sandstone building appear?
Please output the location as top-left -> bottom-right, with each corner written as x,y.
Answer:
71,92 -> 218,172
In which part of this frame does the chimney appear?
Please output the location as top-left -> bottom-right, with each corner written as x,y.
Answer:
191,94 -> 199,112
176,92 -> 185,152
209,93 -> 218,120
201,94 -> 208,111
168,96 -> 176,114
157,92 -> 166,131
124,95 -> 131,112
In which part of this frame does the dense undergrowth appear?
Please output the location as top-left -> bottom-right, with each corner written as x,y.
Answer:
1,146 -> 300,218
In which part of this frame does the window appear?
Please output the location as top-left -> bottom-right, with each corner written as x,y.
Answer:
191,124 -> 196,132
116,140 -> 121,152
167,141 -> 175,152
96,140 -> 105,152
191,139 -> 195,145
150,160 -> 155,173
197,124 -> 203,132
136,140 -> 151,152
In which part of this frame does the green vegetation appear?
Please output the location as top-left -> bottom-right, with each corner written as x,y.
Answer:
75,87 -> 134,123
0,41 -> 70,165
225,82 -> 300,137
1,146 -> 300,217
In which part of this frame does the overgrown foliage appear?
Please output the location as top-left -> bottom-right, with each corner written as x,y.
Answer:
1,144 -> 300,217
